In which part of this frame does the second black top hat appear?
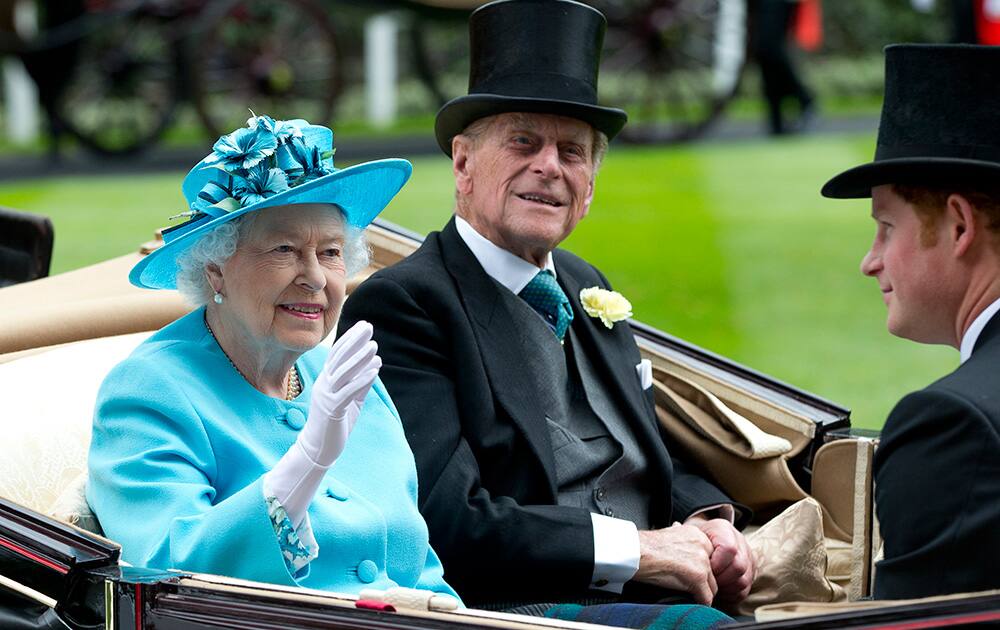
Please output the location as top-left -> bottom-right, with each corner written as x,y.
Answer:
823,44 -> 1000,199
434,0 -> 628,156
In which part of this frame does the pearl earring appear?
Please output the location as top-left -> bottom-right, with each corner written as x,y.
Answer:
213,292 -> 224,304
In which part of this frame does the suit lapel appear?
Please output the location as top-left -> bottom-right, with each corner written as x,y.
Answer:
438,219 -> 558,490
557,262 -> 658,441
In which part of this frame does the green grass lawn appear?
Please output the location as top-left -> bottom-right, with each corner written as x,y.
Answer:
0,132 -> 955,429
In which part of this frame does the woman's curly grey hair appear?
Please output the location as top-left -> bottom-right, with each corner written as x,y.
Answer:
175,207 -> 370,306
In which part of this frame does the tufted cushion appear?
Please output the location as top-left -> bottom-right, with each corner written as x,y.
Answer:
737,498 -> 846,617
0,332 -> 150,516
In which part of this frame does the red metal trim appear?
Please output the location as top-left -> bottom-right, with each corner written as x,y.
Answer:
0,535 -> 69,574
876,611 -> 1000,629
135,583 -> 143,630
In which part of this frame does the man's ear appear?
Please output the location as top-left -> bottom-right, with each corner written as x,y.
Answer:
945,193 -> 979,258
581,177 -> 595,218
453,135 -> 474,196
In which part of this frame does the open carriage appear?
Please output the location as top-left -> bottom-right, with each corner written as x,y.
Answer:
1,219 -> 998,628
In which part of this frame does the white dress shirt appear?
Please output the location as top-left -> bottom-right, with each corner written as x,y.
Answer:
960,296 -> 1000,364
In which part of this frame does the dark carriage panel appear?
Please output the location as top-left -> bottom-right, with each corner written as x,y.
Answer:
0,497 -> 120,629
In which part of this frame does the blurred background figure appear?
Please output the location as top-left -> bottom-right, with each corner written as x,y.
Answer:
952,0 -> 1000,44
751,0 -> 819,135
912,0 -> 1000,44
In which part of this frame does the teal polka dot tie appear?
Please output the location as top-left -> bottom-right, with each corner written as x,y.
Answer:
519,270 -> 574,341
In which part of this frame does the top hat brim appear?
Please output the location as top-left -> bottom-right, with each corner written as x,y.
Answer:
435,94 -> 628,157
821,157 -> 1000,199
129,159 -> 411,290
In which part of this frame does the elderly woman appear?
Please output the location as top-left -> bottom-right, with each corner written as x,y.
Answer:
87,115 -> 458,599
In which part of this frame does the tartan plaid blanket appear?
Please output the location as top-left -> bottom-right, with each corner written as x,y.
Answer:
543,603 -> 733,629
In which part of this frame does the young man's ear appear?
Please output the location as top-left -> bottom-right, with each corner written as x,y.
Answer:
946,193 -> 979,257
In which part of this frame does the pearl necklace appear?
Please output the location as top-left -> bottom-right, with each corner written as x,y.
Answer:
205,314 -> 301,401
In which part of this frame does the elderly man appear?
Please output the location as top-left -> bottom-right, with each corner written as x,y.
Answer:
341,0 -> 753,609
822,43 -> 1000,599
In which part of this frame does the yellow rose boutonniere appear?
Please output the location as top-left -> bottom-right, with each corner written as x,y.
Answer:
579,287 -> 633,329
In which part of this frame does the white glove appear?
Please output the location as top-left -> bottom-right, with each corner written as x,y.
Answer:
265,321 -> 381,529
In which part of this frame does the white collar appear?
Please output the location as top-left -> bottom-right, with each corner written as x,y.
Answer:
959,296 -> 1000,363
454,215 -> 555,294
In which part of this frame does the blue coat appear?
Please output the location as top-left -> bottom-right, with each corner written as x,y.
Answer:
87,307 -> 458,598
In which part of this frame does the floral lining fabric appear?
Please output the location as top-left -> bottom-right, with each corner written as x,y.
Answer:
265,493 -> 319,576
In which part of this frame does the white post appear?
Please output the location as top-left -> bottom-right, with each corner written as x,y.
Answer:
3,0 -> 40,145
364,12 -> 398,129
712,0 -> 746,97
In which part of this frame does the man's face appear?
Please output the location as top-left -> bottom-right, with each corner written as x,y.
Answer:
861,185 -> 957,344
453,113 -> 596,265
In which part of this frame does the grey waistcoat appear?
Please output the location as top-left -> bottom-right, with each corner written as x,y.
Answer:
501,285 -> 652,530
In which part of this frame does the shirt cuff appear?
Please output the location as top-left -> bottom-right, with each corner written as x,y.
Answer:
687,503 -> 735,524
264,491 -> 320,577
590,513 -> 640,594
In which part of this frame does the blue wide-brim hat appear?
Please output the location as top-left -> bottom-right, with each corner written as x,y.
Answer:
130,115 -> 412,290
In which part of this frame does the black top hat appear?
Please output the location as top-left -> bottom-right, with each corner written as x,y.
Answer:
434,0 -> 628,157
822,44 -> 1000,199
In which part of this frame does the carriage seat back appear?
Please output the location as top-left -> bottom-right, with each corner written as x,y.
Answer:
0,332 -> 150,527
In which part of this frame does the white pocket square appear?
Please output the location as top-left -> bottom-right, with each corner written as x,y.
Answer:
636,359 -> 653,389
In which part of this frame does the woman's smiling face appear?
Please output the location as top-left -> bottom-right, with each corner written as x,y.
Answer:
217,203 -> 348,353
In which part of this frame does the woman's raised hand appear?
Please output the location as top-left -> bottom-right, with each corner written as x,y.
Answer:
266,321 -> 381,529
299,321 -> 382,467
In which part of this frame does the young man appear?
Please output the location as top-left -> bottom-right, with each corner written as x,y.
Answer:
822,43 -> 1000,599
341,0 -> 753,609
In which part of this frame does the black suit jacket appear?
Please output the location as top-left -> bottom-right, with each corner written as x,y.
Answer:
340,219 -> 733,603
873,311 -> 1000,599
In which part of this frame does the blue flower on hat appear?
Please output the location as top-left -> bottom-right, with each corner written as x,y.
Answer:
285,136 -> 335,186
177,113 -> 345,222
247,114 -> 303,144
232,164 -> 290,206
206,126 -> 278,172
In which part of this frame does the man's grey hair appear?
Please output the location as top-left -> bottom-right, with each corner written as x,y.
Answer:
175,207 -> 370,306
459,112 -> 610,171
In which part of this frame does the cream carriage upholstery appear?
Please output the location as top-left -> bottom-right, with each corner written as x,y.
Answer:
0,331 -> 152,526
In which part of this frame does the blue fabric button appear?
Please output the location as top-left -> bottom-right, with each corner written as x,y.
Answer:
285,408 -> 306,430
325,483 -> 349,501
357,560 -> 378,583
